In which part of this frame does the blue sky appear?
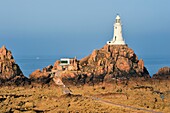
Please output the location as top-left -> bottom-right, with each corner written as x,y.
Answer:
0,0 -> 170,59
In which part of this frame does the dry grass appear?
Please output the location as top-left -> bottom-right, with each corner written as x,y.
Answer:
0,79 -> 170,112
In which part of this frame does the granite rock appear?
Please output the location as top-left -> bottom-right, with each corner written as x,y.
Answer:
152,67 -> 170,79
0,46 -> 30,86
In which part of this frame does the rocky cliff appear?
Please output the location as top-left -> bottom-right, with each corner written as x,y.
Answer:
79,45 -> 149,79
0,46 -> 29,86
30,44 -> 150,85
152,67 -> 170,79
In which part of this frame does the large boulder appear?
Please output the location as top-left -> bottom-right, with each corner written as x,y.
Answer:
0,46 -> 30,86
152,67 -> 170,79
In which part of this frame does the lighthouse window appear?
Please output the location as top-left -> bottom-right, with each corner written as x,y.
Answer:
115,27 -> 117,29
116,19 -> 120,23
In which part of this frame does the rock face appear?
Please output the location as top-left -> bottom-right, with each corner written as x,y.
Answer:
30,45 -> 150,85
152,67 -> 170,79
79,45 -> 149,78
0,46 -> 29,86
53,58 -> 79,71
30,65 -> 53,79
29,65 -> 53,84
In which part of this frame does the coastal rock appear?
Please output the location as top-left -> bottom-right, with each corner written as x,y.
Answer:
47,44 -> 150,85
0,46 -> 29,86
29,65 -> 53,84
30,44 -> 150,85
53,58 -> 79,71
116,57 -> 131,72
53,60 -> 62,70
30,69 -> 44,79
30,65 -> 53,79
79,45 -> 149,79
42,65 -> 53,73
152,67 -> 170,79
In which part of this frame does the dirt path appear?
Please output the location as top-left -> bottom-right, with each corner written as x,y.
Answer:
61,82 -> 163,113
91,96 -> 162,113
58,92 -> 162,113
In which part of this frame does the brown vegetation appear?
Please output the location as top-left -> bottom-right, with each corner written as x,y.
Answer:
0,78 -> 170,113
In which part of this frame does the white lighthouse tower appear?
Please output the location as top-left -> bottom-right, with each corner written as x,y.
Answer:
107,15 -> 126,45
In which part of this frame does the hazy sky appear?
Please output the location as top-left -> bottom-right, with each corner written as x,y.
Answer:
0,0 -> 170,59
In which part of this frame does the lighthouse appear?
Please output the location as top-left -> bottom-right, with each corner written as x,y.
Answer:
107,15 -> 126,45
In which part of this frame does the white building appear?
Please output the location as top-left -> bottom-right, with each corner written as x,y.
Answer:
59,58 -> 70,66
107,15 -> 126,45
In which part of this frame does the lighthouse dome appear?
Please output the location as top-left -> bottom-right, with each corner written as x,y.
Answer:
116,15 -> 120,19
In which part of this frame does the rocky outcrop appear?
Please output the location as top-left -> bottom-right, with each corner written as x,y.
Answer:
30,44 -> 150,85
29,65 -> 53,84
53,58 -> 79,71
152,67 -> 170,79
79,45 -> 149,79
0,46 -> 30,86
30,65 -> 53,79
46,45 -> 149,85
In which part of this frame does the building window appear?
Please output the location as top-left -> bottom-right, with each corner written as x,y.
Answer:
61,61 -> 68,64
60,58 -> 70,66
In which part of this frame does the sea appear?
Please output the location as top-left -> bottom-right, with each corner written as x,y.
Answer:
15,55 -> 170,77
